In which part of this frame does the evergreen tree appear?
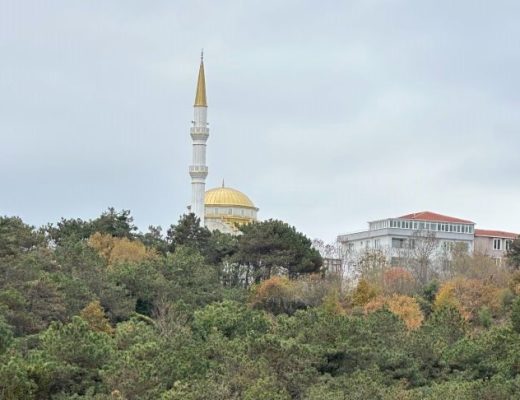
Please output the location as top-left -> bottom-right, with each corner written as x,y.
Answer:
507,236 -> 520,269
233,219 -> 322,284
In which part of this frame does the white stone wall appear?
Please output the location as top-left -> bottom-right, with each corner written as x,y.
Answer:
189,105 -> 209,225
205,206 -> 257,220
205,218 -> 236,234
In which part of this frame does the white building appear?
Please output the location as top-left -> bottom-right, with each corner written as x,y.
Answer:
338,211 -> 518,267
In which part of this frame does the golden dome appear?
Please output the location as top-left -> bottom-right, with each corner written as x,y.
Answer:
205,186 -> 256,209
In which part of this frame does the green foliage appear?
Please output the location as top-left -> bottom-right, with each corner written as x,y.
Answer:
304,370 -> 397,400
41,317 -> 114,369
167,213 -> 211,253
234,219 -> 322,285
193,300 -> 269,339
0,275 -> 68,335
0,216 -> 45,258
46,208 -> 137,245
163,246 -> 222,307
0,356 -> 37,400
204,229 -> 238,265
45,217 -> 93,246
511,296 -> 520,333
507,236 -> 520,269
0,314 -> 13,354
478,306 -> 492,328
138,225 -> 169,255
3,212 -> 520,398
90,208 -> 137,239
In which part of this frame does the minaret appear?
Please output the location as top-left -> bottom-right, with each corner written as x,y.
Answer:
189,52 -> 209,225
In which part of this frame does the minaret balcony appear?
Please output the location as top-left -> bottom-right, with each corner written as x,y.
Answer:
190,127 -> 209,135
189,165 -> 208,179
191,133 -> 209,141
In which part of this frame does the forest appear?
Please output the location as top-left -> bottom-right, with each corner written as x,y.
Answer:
1,208 -> 520,399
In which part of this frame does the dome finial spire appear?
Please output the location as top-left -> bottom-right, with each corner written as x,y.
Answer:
194,51 -> 207,107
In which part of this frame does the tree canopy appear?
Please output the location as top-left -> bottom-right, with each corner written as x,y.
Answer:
1,210 -> 520,399
233,219 -> 322,284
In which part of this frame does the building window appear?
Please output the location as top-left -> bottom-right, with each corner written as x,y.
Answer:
506,240 -> 512,251
493,239 -> 501,250
392,238 -> 405,248
374,239 -> 381,249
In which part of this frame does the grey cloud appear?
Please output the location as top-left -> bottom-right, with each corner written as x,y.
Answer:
1,0 -> 519,241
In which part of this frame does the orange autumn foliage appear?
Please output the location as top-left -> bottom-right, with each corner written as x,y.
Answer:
250,276 -> 297,314
252,276 -> 293,299
434,278 -> 501,321
250,276 -> 334,315
365,294 -> 424,330
382,267 -> 416,295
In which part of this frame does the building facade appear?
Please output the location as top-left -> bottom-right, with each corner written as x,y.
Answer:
474,229 -> 517,265
338,211 -> 517,266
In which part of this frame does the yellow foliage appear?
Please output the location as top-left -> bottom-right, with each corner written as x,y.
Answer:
365,294 -> 424,330
88,232 -> 153,266
434,278 -> 501,321
109,238 -> 148,265
88,232 -> 114,260
352,279 -> 378,307
80,300 -> 114,335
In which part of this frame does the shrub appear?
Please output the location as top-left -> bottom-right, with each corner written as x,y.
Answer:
365,294 -> 424,330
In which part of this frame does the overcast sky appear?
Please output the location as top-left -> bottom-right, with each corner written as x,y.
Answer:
1,1 -> 519,241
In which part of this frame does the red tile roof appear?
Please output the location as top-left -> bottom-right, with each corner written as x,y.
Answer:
398,211 -> 474,224
475,229 -> 518,239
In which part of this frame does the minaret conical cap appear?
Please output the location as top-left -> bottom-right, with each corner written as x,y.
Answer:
194,53 -> 207,107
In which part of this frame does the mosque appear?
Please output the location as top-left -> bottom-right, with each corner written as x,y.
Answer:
188,54 -> 259,234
